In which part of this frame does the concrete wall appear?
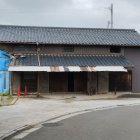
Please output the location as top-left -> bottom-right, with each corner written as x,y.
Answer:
124,47 -> 140,93
38,72 -> 49,93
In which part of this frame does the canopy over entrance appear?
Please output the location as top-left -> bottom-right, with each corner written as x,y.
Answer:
9,66 -> 128,72
9,54 -> 133,72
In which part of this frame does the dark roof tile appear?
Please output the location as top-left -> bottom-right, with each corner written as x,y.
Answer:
0,25 -> 140,46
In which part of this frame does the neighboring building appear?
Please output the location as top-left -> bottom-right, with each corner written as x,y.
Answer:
0,25 -> 140,94
0,50 -> 10,94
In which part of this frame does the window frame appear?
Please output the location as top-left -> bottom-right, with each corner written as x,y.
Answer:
110,46 -> 121,53
63,46 -> 74,52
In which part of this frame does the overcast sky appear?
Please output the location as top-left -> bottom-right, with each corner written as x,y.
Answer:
0,0 -> 140,32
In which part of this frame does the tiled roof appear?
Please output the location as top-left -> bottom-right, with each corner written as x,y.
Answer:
13,54 -> 133,67
0,25 -> 140,46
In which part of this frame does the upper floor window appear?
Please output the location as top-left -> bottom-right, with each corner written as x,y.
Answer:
63,46 -> 74,52
110,47 -> 121,53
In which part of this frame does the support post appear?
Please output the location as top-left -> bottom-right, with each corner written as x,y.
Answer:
9,72 -> 13,96
97,72 -> 98,94
37,72 -> 40,97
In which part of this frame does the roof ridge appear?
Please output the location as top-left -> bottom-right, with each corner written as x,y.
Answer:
0,24 -> 136,32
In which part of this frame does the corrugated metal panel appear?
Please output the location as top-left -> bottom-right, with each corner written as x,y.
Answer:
15,54 -> 38,66
39,55 -> 133,67
12,54 -> 133,67
0,25 -> 140,46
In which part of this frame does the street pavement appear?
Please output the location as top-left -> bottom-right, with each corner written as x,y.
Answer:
1,97 -> 140,139
21,105 -> 140,140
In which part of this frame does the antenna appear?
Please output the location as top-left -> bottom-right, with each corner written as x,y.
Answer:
110,3 -> 113,29
107,21 -> 110,28
106,3 -> 114,29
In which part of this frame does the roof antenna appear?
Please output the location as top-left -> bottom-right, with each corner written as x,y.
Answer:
110,4 -> 113,28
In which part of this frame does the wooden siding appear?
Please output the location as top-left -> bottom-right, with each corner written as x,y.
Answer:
0,43 -> 124,55
74,72 -> 87,92
21,72 -> 37,92
39,45 -> 110,55
49,72 -> 68,92
49,72 -> 87,92
0,43 -> 13,52
109,71 -> 132,92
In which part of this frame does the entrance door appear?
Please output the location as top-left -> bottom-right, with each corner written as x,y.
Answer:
68,72 -> 74,92
74,72 -> 87,92
49,72 -> 68,92
109,71 -> 132,92
21,72 -> 37,92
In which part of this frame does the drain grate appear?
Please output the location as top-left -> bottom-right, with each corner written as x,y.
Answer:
43,122 -> 63,127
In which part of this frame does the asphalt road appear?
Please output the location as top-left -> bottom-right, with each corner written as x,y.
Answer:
22,105 -> 140,140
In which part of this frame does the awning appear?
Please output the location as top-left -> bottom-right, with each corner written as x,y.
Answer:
8,66 -> 127,72
8,54 -> 133,72
94,66 -> 127,72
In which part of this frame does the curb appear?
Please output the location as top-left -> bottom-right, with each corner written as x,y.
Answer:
0,125 -> 34,140
0,97 -> 18,107
1,102 -> 140,140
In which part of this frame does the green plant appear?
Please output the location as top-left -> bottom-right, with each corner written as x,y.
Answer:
0,90 -> 10,96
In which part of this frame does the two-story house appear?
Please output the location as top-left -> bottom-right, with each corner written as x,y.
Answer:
0,25 -> 140,95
